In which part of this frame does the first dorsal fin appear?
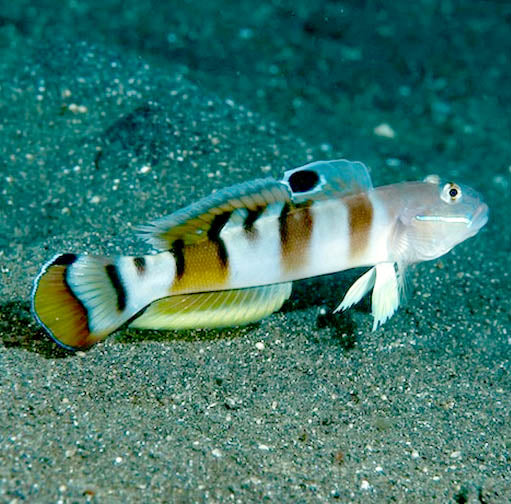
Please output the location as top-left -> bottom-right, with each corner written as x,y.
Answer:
129,282 -> 292,330
138,178 -> 292,250
281,159 -> 373,204
138,159 -> 372,251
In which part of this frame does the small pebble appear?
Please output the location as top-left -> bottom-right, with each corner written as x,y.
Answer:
360,480 -> 371,490
68,103 -> 88,114
374,123 -> 396,138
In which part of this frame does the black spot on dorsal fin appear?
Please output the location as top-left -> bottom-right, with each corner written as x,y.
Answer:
288,169 -> 320,193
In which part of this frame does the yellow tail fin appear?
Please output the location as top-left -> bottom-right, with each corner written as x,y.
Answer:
32,254 -> 135,349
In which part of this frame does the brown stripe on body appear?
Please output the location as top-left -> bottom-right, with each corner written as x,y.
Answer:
133,256 -> 146,274
279,202 -> 313,272
207,212 -> 231,268
172,239 -> 186,278
105,264 -> 127,312
346,193 -> 373,260
243,206 -> 264,240
170,212 -> 231,293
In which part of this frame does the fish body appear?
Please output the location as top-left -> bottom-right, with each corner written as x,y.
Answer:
32,160 -> 488,349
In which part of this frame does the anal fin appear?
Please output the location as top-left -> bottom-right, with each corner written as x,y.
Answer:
129,283 -> 292,330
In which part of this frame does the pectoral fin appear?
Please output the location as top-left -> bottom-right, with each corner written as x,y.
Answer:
371,262 -> 400,330
335,262 -> 402,331
129,283 -> 292,330
334,267 -> 376,313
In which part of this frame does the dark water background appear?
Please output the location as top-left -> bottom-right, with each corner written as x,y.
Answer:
0,1 -> 510,502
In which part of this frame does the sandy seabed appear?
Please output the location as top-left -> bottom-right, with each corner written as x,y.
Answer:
0,1 -> 510,502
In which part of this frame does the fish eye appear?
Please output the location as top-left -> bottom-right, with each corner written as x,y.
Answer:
441,182 -> 462,203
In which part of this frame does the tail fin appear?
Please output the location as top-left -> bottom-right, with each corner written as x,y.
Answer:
32,253 -> 138,349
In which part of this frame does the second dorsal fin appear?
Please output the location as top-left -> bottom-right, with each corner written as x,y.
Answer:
137,178 -> 292,250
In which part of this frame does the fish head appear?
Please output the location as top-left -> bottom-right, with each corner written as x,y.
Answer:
397,175 -> 489,262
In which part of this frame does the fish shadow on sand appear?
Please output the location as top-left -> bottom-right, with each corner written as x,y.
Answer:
282,271 -> 369,351
2,271 -> 368,356
119,321 -> 261,346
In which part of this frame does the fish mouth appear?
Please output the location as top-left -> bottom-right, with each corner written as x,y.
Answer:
470,203 -> 489,231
